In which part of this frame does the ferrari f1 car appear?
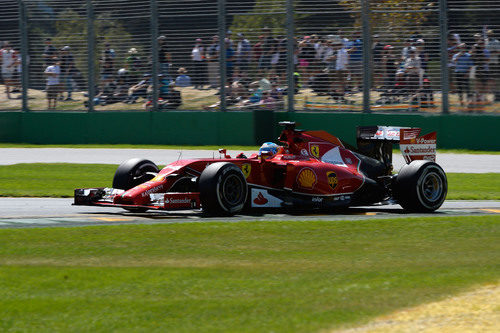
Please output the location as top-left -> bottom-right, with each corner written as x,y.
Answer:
74,121 -> 447,215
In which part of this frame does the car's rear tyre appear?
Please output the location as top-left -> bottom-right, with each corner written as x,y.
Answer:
395,160 -> 447,212
199,162 -> 248,216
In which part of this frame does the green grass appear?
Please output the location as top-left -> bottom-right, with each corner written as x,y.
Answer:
0,216 -> 499,332
0,164 -> 117,197
0,163 -> 499,200
447,173 -> 500,200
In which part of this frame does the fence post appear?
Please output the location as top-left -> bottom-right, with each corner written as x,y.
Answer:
18,0 -> 29,112
151,0 -> 159,112
86,0 -> 95,113
218,0 -> 227,112
361,0 -> 372,113
286,0 -> 295,113
439,0 -> 449,114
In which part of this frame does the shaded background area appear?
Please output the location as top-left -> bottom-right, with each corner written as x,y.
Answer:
0,0 -> 499,113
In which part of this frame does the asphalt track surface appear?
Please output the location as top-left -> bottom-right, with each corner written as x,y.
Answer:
0,198 -> 499,229
0,148 -> 498,228
1,148 -> 500,173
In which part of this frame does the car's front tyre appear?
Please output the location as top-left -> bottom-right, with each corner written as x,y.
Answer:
112,158 -> 159,190
199,162 -> 248,216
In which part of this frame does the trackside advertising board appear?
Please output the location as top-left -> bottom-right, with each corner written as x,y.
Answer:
400,128 -> 437,163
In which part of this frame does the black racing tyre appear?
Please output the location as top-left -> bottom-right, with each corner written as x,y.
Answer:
112,158 -> 159,190
395,160 -> 447,212
199,162 -> 248,216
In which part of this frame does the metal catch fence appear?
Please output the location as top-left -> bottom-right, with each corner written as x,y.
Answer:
0,0 -> 498,113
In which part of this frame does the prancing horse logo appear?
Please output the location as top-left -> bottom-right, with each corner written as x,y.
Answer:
241,164 -> 251,179
310,145 -> 320,158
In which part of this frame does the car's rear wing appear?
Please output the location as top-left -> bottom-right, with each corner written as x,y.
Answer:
357,126 -> 437,166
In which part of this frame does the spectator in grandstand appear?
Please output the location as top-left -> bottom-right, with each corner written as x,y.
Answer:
157,74 -> 171,99
485,29 -> 499,101
401,38 -> 415,62
452,43 -> 473,107
159,82 -> 182,110
1,41 -> 18,100
333,36 -> 349,102
347,31 -> 363,91
260,78 -> 284,110
226,30 -> 234,47
44,57 -> 60,109
236,33 -> 251,77
125,73 -> 151,104
11,48 -> 22,93
381,45 -> 398,91
252,35 -> 264,66
415,38 -> 429,72
90,81 -> 116,107
144,75 -> 175,111
258,27 -> 276,75
298,35 -> 316,86
175,67 -> 191,87
99,43 -> 115,96
372,34 -> 384,88
59,46 -> 76,101
447,32 -> 460,92
205,35 -> 219,88
322,36 -> 339,99
125,48 -> 142,85
191,38 -> 206,89
42,38 -> 57,68
402,48 -> 422,97
471,34 -> 490,104
274,37 -> 288,85
225,38 -> 235,86
313,35 -> 326,65
111,68 -> 130,103
306,37 -> 331,96
270,77 -> 284,102
158,35 -> 172,79
259,91 -> 278,109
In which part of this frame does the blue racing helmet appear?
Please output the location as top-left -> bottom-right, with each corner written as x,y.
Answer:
259,142 -> 279,159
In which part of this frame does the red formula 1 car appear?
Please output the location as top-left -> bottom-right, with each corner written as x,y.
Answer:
74,122 -> 447,215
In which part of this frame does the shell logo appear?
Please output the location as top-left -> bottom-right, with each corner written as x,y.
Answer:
297,168 -> 317,189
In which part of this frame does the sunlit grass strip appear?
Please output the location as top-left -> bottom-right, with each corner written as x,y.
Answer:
0,216 -> 499,332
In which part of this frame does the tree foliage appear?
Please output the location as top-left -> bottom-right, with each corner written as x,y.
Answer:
339,0 -> 437,36
230,0 -> 287,35
50,9 -> 134,78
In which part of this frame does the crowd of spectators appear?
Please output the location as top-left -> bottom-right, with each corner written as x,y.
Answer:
0,41 -> 22,100
448,30 -> 499,108
2,28 -> 499,111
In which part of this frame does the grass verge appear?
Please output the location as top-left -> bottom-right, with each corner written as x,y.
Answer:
0,216 -> 499,332
0,163 -> 498,200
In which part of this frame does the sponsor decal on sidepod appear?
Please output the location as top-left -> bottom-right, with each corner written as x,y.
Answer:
297,168 -> 317,189
251,189 -> 283,208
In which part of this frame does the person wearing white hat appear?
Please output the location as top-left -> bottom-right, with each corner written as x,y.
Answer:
1,41 -> 17,99
191,38 -> 206,89
125,47 -> 141,84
